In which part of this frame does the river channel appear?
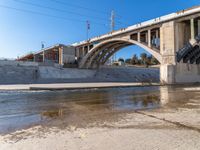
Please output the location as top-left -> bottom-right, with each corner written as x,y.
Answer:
0,85 -> 199,134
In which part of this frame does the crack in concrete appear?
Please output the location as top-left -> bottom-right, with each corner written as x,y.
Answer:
135,111 -> 200,133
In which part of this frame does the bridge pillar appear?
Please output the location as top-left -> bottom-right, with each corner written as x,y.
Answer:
198,20 -> 200,35
145,32 -> 148,43
148,30 -> 151,47
155,29 -> 160,48
190,18 -> 195,42
137,32 -> 141,42
160,21 -> 176,84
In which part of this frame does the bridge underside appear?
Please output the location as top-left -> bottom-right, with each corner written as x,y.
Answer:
177,36 -> 200,64
84,41 -> 132,68
79,38 -> 161,69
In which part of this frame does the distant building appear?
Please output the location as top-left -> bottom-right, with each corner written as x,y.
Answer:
112,61 -> 125,66
17,44 -> 76,65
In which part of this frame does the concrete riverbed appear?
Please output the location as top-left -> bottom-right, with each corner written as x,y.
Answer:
0,82 -> 160,90
0,85 -> 200,150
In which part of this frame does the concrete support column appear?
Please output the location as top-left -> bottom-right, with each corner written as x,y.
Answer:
33,55 -> 36,62
59,47 -> 63,65
82,47 -> 85,56
88,45 -> 90,53
156,30 -> 159,39
160,64 -> 175,84
160,21 -> 176,84
137,32 -> 141,42
156,30 -> 159,47
43,50 -> 45,62
76,48 -> 79,58
148,29 -> 151,47
190,18 -> 195,40
79,48 -> 82,58
145,32 -> 148,43
198,20 -> 200,35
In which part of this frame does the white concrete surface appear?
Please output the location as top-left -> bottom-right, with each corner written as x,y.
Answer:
0,82 -> 160,91
175,63 -> 200,83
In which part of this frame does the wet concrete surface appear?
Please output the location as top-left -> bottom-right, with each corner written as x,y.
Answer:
0,85 -> 200,135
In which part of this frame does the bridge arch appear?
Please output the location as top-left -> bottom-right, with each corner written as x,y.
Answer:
79,38 -> 162,68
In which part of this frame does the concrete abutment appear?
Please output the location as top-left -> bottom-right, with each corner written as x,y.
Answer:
160,20 -> 200,84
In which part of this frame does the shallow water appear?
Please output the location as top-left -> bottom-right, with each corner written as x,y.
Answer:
0,86 -> 199,134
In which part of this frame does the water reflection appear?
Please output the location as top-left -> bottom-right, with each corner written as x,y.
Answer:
41,109 -> 63,118
0,85 -> 199,134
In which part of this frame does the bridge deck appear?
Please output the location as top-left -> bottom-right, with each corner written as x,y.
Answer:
73,6 -> 200,47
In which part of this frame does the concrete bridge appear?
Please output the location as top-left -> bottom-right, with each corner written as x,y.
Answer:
73,6 -> 200,84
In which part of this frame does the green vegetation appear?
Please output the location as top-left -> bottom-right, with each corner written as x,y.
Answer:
124,53 -> 160,66
118,58 -> 125,62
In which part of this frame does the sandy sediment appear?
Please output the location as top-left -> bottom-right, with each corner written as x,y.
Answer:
0,106 -> 200,150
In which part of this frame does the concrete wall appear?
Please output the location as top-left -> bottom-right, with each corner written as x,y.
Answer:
175,22 -> 190,50
160,64 -> 175,84
0,62 -> 38,84
0,60 -> 95,84
62,46 -> 76,64
0,60 -> 39,67
96,66 -> 160,82
175,63 -> 200,83
39,66 -> 95,79
0,60 -> 160,84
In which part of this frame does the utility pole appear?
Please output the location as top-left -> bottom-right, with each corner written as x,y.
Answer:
110,10 -> 115,32
86,20 -> 90,41
41,41 -> 45,62
110,10 -> 116,64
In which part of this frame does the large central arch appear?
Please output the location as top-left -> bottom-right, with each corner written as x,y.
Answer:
79,38 -> 162,68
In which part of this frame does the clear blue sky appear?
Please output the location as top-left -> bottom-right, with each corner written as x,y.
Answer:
0,0 -> 199,59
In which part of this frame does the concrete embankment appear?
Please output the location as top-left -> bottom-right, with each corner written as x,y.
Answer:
0,60 -> 96,84
0,60 -> 160,84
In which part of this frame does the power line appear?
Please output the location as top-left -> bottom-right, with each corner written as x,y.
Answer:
13,0 -> 111,23
13,0 -> 129,28
49,0 -> 110,16
49,0 -> 129,26
0,4 -> 109,27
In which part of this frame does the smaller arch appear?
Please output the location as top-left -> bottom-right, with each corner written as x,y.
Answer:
87,41 -> 125,66
79,38 -> 162,68
92,43 -> 131,68
100,45 -> 129,65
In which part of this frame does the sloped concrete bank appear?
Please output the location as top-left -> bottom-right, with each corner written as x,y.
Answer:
0,61 -> 160,84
